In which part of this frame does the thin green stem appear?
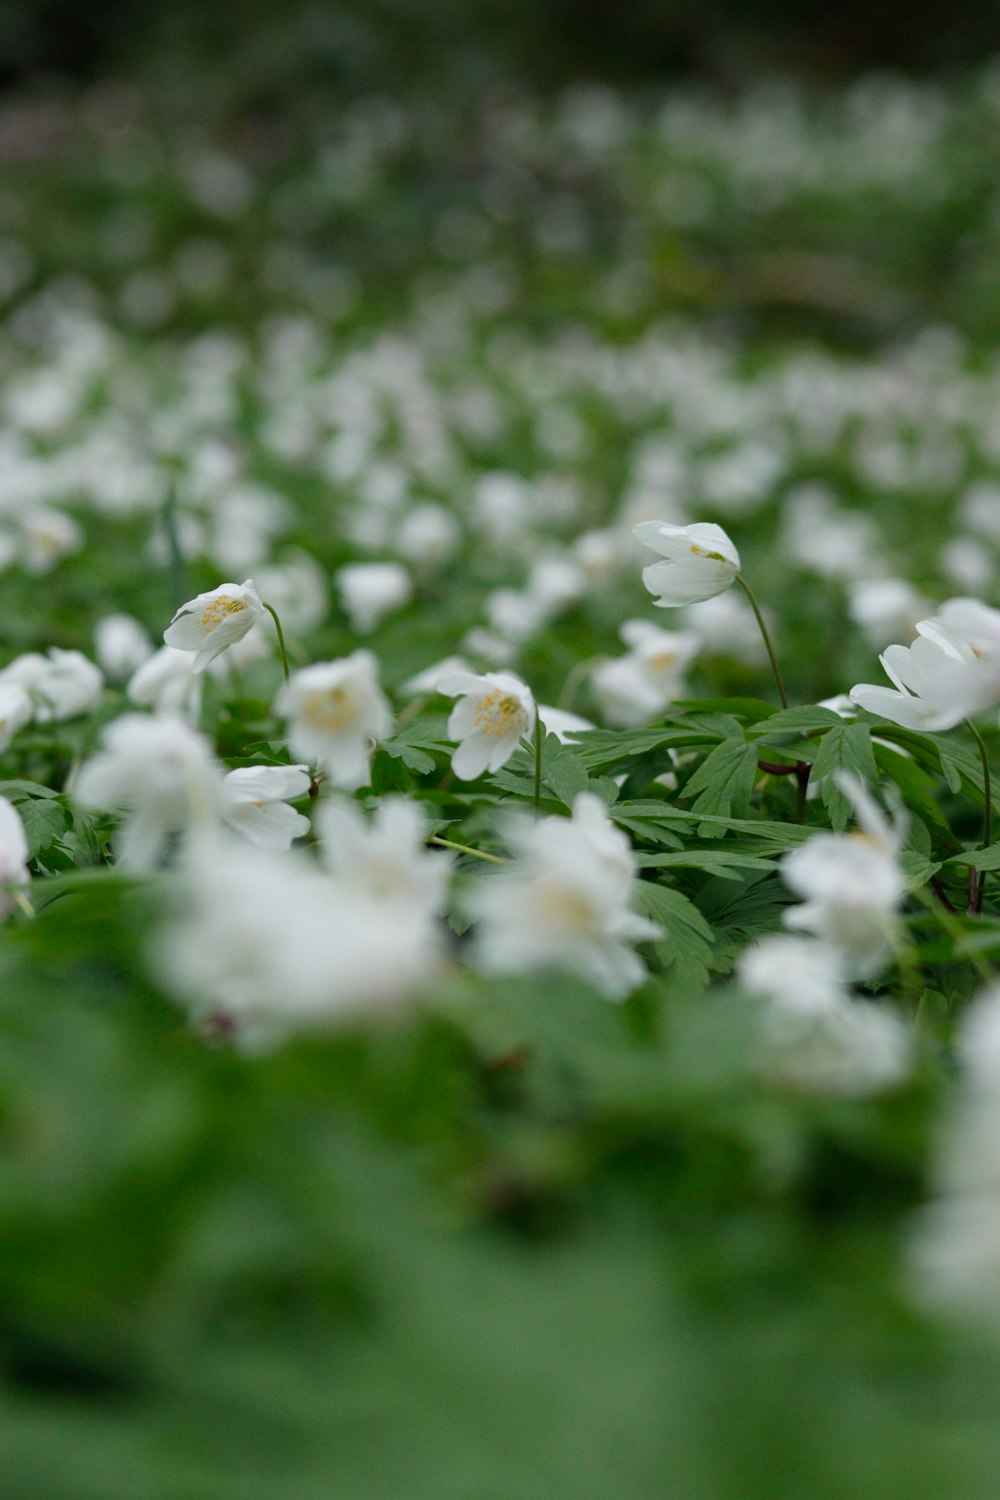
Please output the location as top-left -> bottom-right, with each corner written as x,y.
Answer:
734,574 -> 789,710
534,705 -> 543,817
429,835 -> 508,865
966,718 -> 992,915
262,601 -> 291,683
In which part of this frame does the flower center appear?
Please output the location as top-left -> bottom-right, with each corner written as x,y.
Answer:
201,596 -> 248,628
535,878 -> 602,937
302,685 -> 356,733
473,689 -> 527,738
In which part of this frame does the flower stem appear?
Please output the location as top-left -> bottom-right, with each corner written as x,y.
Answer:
534,705 -> 543,816
428,835 -> 508,865
262,602 -> 291,682
734,574 -> 789,710
966,718 -> 992,916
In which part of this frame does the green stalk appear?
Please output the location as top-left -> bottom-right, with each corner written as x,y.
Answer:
734,573 -> 789,710
262,601 -> 291,683
429,836 -> 507,865
534,705 -> 543,816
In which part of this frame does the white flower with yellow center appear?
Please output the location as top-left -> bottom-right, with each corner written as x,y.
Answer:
163,579 -> 263,673
437,670 -> 536,781
469,793 -> 660,1000
275,651 -> 393,789
633,520 -> 741,608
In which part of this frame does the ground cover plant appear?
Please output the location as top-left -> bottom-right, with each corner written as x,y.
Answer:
7,62 -> 1000,1499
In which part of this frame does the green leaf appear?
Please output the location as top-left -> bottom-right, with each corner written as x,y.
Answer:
748,705 -> 846,738
543,741 -> 590,809
634,881 -> 714,995
0,778 -> 61,800
946,844 -> 1000,872
680,737 -> 759,826
569,725 -> 722,771
17,797 -> 68,858
809,722 -> 879,831
674,696 -> 777,720
634,850 -> 776,879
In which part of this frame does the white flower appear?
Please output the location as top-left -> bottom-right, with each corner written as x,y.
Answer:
0,649 -> 103,723
591,620 -> 698,727
316,796 -> 451,917
276,651 -> 393,788
0,681 -> 32,753
336,562 -> 411,634
18,505 -> 84,575
397,503 -> 460,569
437,670 -> 536,780
94,613 -> 153,681
633,520 -> 740,607
73,713 -> 221,869
163,578 -> 264,673
153,840 -> 443,1050
221,765 -> 312,850
738,935 -> 910,1096
850,614 -> 1000,731
780,775 -> 906,977
127,646 -> 202,721
0,795 -> 29,921
253,553 -> 328,634
469,793 -> 659,1000
909,1195 -> 1000,1321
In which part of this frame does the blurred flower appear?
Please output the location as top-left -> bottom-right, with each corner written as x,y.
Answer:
738,934 -> 910,1096
0,649 -> 103,723
73,713 -> 220,868
591,620 -> 698,727
316,796 -> 450,916
127,646 -> 202,721
469,793 -> 659,1000
633,520 -> 740,607
336,561 -> 412,634
0,795 -> 29,921
95,613 -> 153,681
164,579 -> 264,673
847,577 -> 930,649
154,839 -> 444,1049
0,681 -> 32,753
276,651 -> 392,788
437,669 -> 535,780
